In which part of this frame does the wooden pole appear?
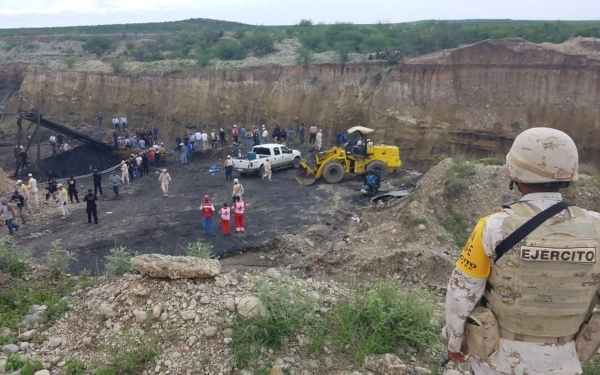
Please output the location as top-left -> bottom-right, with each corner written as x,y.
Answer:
36,93 -> 41,179
14,95 -> 23,177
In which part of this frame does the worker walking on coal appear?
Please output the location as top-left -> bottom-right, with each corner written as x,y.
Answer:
27,173 -> 39,210
16,180 -> 29,213
316,129 -> 323,151
218,202 -> 231,236
159,169 -> 171,197
109,171 -> 122,200
233,195 -> 248,233
262,159 -> 272,181
224,155 -> 234,181
19,146 -> 28,168
45,178 -> 58,201
232,178 -> 244,204
201,195 -> 215,236
10,190 -> 27,224
67,175 -> 79,203
444,127 -> 600,375
1,198 -> 19,235
56,184 -> 69,219
120,161 -> 130,186
93,168 -> 103,196
83,189 -> 99,224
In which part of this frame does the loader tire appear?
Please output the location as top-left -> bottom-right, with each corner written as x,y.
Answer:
366,160 -> 388,180
323,161 -> 345,184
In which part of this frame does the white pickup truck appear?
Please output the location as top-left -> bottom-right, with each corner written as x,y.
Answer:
233,144 -> 302,176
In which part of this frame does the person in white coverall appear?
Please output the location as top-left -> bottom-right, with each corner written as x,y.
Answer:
27,173 -> 39,209
159,169 -> 171,197
315,130 -> 323,151
262,159 -> 272,181
121,161 -> 130,185
56,184 -> 69,219
444,127 -> 600,375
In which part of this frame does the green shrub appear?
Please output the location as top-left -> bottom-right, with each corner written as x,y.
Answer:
231,277 -> 321,370
110,58 -> 124,73
327,282 -> 439,366
183,240 -> 214,259
445,158 -> 476,196
5,354 -> 27,371
83,35 -> 117,55
478,157 -> 505,166
215,40 -> 246,60
64,358 -> 86,375
240,28 -> 275,57
442,204 -> 470,247
0,236 -> 30,277
104,246 -> 138,277
46,239 -> 76,279
63,56 -> 78,68
444,176 -> 468,195
21,361 -> 44,375
100,327 -> 161,374
296,47 -> 313,65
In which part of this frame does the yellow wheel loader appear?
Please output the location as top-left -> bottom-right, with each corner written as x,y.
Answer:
295,126 -> 401,186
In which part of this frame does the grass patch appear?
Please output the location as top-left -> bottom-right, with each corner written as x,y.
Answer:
104,246 -> 138,277
183,240 -> 214,259
445,158 -> 476,196
231,278 -> 440,373
579,162 -> 600,176
97,327 -> 162,374
46,239 -> 77,279
327,281 -> 439,366
64,358 -> 86,375
0,236 -> 30,277
441,204 -> 470,247
584,355 -> 600,375
5,354 -> 43,373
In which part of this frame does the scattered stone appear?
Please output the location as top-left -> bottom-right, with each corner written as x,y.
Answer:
82,337 -> 93,346
17,330 -> 36,342
187,336 -> 197,346
324,357 -> 333,367
200,296 -> 211,304
269,365 -> 283,375
417,223 -> 427,231
442,370 -> 462,375
203,326 -> 218,337
364,354 -> 408,375
225,298 -> 236,312
236,296 -> 268,319
160,312 -> 168,321
50,356 -> 61,365
34,371 -> 50,375
99,303 -> 116,318
265,268 -> 281,278
222,328 -> 233,338
2,344 -> 19,355
181,310 -> 196,321
48,338 -> 62,348
131,255 -> 221,279
133,310 -> 147,323
19,342 -> 29,352
152,304 -> 163,319
414,367 -> 432,375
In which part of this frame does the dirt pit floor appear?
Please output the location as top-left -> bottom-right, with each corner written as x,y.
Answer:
14,144 -> 383,275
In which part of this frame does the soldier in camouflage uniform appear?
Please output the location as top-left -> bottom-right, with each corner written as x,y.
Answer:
444,127 -> 600,374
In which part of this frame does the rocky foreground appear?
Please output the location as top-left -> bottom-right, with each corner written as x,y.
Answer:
0,254 -> 465,375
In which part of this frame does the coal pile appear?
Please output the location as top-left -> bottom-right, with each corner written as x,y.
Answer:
20,144 -> 120,179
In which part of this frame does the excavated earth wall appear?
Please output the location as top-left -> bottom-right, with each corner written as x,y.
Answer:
1,38 -> 600,168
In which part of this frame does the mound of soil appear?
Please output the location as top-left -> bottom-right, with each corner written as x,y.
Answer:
19,143 -> 121,179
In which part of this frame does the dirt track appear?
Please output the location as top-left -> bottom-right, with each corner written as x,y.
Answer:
16,146 -> 368,275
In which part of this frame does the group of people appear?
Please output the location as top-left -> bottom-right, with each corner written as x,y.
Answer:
200,180 -> 248,236
49,133 -> 69,155
117,125 -> 160,150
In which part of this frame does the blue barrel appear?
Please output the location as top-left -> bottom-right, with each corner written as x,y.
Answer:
247,152 -> 257,160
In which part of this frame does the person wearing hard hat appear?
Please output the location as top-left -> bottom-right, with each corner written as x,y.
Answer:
201,195 -> 215,236
224,155 -> 234,182
121,161 -> 130,186
158,169 -> 171,197
27,173 -> 39,210
315,129 -> 323,151
16,180 -> 29,211
232,178 -> 245,204
56,184 -> 69,219
444,128 -> 600,375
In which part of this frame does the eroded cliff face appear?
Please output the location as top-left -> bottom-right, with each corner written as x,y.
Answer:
1,38 -> 599,169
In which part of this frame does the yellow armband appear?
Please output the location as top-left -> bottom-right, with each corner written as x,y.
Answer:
456,217 -> 492,278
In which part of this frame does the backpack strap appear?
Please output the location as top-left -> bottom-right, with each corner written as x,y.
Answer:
494,201 -> 572,264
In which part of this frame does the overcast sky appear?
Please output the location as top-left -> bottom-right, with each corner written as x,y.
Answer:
1,0 -> 599,29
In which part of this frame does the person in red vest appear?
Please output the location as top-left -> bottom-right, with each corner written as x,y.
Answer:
233,195 -> 249,233
218,202 -> 231,236
201,195 -> 215,236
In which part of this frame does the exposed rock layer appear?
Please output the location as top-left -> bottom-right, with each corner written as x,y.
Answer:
1,38 -> 600,168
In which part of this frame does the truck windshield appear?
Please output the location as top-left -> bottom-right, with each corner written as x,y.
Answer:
253,147 -> 271,156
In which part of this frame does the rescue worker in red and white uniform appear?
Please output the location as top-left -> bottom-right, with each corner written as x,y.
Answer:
444,127 -> 600,375
201,195 -> 215,236
218,202 -> 231,236
233,195 -> 249,233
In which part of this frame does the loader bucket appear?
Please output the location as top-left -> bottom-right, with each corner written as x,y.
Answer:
296,161 -> 316,186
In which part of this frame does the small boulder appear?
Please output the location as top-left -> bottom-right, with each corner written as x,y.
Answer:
181,310 -> 196,321
34,371 -> 50,375
17,330 -> 36,342
99,303 -> 116,318
225,298 -> 236,312
203,326 -> 218,337
236,296 -> 268,319
131,254 -> 221,279
2,344 -> 19,355
364,354 -> 407,375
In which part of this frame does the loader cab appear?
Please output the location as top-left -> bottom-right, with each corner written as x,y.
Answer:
347,126 -> 375,158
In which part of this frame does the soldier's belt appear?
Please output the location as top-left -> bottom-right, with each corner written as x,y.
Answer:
499,327 -> 575,343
